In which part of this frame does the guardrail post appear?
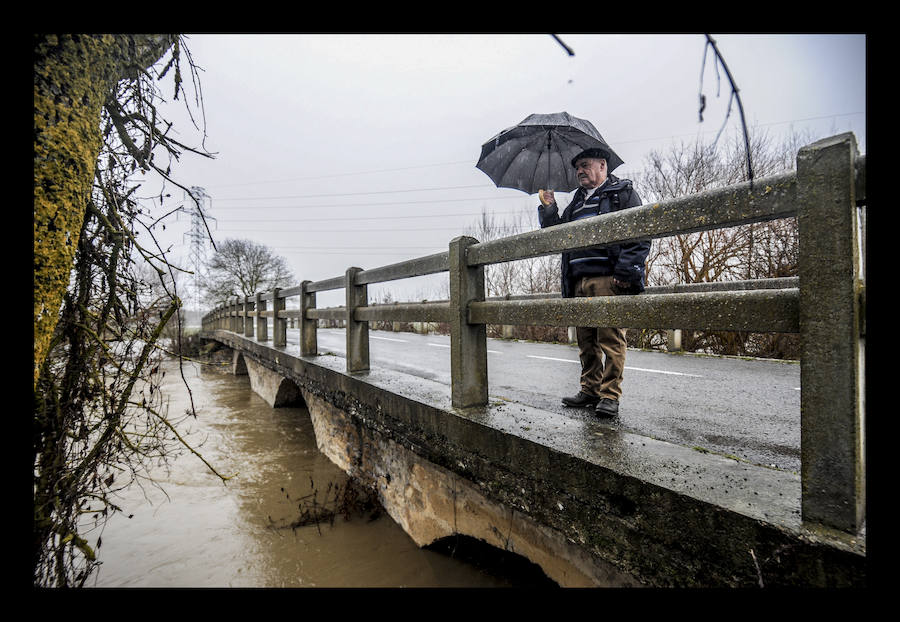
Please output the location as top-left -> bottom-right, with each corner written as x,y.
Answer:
796,132 -> 864,533
273,287 -> 286,347
346,267 -> 369,372
666,329 -> 683,352
255,292 -> 267,342
232,297 -> 240,333
449,236 -> 488,408
300,280 -> 317,356
243,295 -> 253,337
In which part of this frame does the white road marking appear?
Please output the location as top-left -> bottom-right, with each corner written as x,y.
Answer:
526,355 -> 703,377
428,342 -> 499,354
625,366 -> 703,378
527,355 -> 579,364
316,334 -> 705,378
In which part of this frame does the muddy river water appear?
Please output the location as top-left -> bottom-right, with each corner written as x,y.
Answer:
89,359 -> 552,588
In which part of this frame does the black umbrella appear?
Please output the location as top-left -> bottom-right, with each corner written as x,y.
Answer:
476,112 -> 624,194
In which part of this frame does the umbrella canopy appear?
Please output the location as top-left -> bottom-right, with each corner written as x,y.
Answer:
476,112 -> 624,194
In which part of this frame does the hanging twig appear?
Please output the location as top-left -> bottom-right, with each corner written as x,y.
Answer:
550,35 -> 575,56
699,34 -> 754,189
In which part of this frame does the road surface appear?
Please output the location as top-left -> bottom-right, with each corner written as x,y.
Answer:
286,328 -> 801,474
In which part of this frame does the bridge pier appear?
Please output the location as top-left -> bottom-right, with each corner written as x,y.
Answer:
232,350 -> 247,375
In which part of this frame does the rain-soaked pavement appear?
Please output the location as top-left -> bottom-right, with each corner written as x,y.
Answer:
306,328 -> 801,474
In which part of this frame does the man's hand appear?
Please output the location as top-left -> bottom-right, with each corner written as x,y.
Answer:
538,189 -> 555,206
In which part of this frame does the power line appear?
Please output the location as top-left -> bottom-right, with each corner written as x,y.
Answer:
205,159 -> 474,189
272,245 -> 442,251
277,249 -> 445,256
210,209 -> 524,224
214,183 -> 490,202
215,225 -> 526,233
208,194 -> 531,210
614,111 -> 865,146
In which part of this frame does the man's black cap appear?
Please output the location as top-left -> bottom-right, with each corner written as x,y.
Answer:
571,147 -> 611,167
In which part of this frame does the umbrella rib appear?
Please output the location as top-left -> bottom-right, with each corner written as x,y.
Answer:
496,129 -> 550,192
529,129 -> 551,193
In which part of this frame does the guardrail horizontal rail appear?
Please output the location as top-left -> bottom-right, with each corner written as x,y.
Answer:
356,252 -> 449,286
306,307 -> 346,321
307,275 -> 345,293
469,288 -> 799,333
357,301 -> 451,323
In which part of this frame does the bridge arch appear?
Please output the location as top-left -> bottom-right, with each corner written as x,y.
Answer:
425,533 -> 559,587
232,351 -> 305,409
272,376 -> 304,408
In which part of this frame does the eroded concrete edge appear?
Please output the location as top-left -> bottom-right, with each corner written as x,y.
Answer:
302,390 -> 640,587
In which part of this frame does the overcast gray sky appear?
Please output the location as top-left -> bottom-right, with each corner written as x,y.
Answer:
146,33 -> 866,310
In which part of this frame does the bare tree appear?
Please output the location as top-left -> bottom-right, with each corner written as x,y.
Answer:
202,238 -> 295,306
465,206 -> 566,341
465,206 -> 561,298
633,127 -> 813,357
34,34 -> 225,587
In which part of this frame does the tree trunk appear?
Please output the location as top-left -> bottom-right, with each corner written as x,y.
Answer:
33,34 -> 175,388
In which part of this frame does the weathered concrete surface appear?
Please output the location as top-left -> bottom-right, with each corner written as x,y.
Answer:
204,330 -> 866,587
797,133 -> 865,532
241,354 -> 304,408
302,389 -> 638,587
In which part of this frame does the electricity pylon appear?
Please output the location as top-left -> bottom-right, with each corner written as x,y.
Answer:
178,186 -> 216,314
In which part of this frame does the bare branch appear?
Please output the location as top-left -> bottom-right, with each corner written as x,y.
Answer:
700,34 -> 754,188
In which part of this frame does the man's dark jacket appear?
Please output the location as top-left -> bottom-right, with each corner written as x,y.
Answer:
538,174 -> 651,298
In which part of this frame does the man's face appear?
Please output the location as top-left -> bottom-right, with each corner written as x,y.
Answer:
574,157 -> 607,189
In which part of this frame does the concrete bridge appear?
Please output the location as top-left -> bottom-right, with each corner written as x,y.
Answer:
200,134 -> 867,587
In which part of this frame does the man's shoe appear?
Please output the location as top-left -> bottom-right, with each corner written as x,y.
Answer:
595,398 -> 620,417
562,391 -> 600,408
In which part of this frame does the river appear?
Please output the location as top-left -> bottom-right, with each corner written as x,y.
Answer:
88,358 -> 556,588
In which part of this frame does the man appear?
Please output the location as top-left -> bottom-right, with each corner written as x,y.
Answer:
538,147 -> 651,417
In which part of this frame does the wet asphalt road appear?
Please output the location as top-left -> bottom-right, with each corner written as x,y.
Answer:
287,328 -> 801,474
